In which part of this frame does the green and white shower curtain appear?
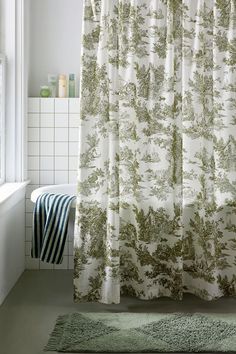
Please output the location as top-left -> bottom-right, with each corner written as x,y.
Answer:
74,0 -> 236,304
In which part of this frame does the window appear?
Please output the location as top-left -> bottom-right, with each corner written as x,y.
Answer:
0,0 -> 26,183
0,54 -> 5,184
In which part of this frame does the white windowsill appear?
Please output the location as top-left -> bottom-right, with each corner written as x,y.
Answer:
0,181 -> 30,205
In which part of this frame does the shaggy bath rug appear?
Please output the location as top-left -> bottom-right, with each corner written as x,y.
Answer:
45,312 -> 236,352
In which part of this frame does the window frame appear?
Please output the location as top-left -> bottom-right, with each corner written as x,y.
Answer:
2,0 -> 26,183
0,54 -> 6,185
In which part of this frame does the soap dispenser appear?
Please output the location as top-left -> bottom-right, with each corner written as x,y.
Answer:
58,74 -> 67,98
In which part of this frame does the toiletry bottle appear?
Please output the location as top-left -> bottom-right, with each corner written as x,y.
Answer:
58,74 -> 67,98
48,74 -> 57,97
40,85 -> 51,98
69,74 -> 76,98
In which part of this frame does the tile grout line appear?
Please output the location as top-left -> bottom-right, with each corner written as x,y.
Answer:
53,98 -> 56,270
39,98 -> 41,270
67,99 -> 69,269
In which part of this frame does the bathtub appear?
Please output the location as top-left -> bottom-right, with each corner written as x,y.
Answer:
31,184 -> 77,207
30,184 -> 76,270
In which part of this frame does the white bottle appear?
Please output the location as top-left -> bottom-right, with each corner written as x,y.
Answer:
58,74 -> 67,98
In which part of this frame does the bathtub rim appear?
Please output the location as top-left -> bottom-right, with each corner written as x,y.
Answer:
31,184 -> 77,208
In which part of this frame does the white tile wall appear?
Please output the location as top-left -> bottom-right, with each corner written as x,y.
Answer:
26,98 -> 79,270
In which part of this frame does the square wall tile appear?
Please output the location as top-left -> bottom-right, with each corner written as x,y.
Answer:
26,213 -> 33,227
28,171 -> 39,184
28,156 -> 39,170
28,142 -> 39,156
54,256 -> 68,270
40,156 -> 54,170
55,142 -> 68,156
69,170 -> 77,184
40,170 -> 54,185
26,199 -> 35,213
68,242 -> 74,256
28,128 -> 39,141
55,98 -> 69,113
40,142 -> 54,156
26,185 -> 39,199
69,98 -> 80,113
55,128 -> 68,142
69,142 -> 78,156
28,114 -> 40,127
63,242 -> 69,256
69,114 -> 80,128
55,114 -> 68,127
25,242 -> 32,256
55,156 -> 68,170
26,227 -> 33,241
55,171 -> 68,184
28,98 -> 40,113
40,261 -> 53,270
40,128 -> 54,142
69,257 -> 74,270
69,156 -> 78,171
68,232 -> 74,242
40,113 -> 54,127
25,256 -> 39,270
69,128 -> 79,142
41,98 -> 54,113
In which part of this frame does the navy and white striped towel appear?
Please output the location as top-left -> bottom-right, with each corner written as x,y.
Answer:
31,193 -> 76,264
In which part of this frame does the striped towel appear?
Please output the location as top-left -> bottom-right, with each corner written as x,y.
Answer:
31,193 -> 76,264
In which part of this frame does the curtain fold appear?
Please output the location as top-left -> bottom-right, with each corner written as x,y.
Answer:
74,0 -> 236,304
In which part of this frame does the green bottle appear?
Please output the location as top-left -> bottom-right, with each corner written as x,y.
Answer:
40,86 -> 51,98
69,74 -> 76,98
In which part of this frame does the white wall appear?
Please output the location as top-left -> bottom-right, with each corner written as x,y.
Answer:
0,191 -> 26,305
28,0 -> 83,97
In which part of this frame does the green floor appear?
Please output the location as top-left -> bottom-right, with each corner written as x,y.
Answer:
0,270 -> 236,354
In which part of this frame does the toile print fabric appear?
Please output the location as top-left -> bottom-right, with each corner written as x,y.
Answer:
74,0 -> 236,304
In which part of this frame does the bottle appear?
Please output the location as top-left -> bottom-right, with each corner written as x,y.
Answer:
58,74 -> 67,98
69,74 -> 76,98
40,85 -> 51,98
48,74 -> 57,97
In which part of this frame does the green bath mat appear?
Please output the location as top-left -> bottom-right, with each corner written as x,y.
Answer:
45,312 -> 236,353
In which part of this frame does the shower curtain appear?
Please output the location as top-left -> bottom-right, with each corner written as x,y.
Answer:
74,0 -> 236,304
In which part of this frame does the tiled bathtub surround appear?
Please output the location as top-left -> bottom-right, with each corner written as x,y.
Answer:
26,98 -> 79,270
